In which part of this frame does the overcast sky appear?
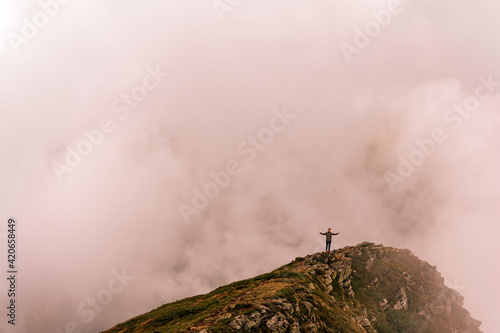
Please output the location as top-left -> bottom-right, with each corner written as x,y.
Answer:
1,0 -> 499,332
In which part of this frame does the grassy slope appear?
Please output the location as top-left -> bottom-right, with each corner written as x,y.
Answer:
102,243 -> 480,333
102,262 -> 363,333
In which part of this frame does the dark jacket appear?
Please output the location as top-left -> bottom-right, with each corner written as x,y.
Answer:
320,231 -> 339,241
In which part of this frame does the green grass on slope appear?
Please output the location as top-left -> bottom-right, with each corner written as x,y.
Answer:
102,270 -> 308,333
104,245 -> 468,333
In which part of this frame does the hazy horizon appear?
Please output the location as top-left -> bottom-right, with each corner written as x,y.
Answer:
1,1 -> 499,332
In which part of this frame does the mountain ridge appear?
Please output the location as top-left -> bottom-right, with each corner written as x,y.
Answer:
102,242 -> 482,333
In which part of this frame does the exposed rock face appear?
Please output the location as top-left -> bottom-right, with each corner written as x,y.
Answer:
103,242 -> 482,333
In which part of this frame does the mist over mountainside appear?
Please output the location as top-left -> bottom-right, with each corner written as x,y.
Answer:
103,243 -> 482,333
1,1 -> 499,333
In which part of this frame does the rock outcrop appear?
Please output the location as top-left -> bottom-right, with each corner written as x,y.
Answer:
103,242 -> 482,333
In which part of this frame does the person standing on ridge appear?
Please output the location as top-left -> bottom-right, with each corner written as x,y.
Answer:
319,228 -> 340,251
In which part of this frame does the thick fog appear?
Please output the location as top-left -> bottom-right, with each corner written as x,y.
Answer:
1,0 -> 499,332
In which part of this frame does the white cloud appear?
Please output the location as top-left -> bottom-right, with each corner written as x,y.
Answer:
1,1 -> 499,332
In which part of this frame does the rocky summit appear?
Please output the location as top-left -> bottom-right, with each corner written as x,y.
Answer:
102,242 -> 482,333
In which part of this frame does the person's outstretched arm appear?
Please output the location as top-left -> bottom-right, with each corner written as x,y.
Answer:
333,231 -> 340,235
319,231 -> 326,235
